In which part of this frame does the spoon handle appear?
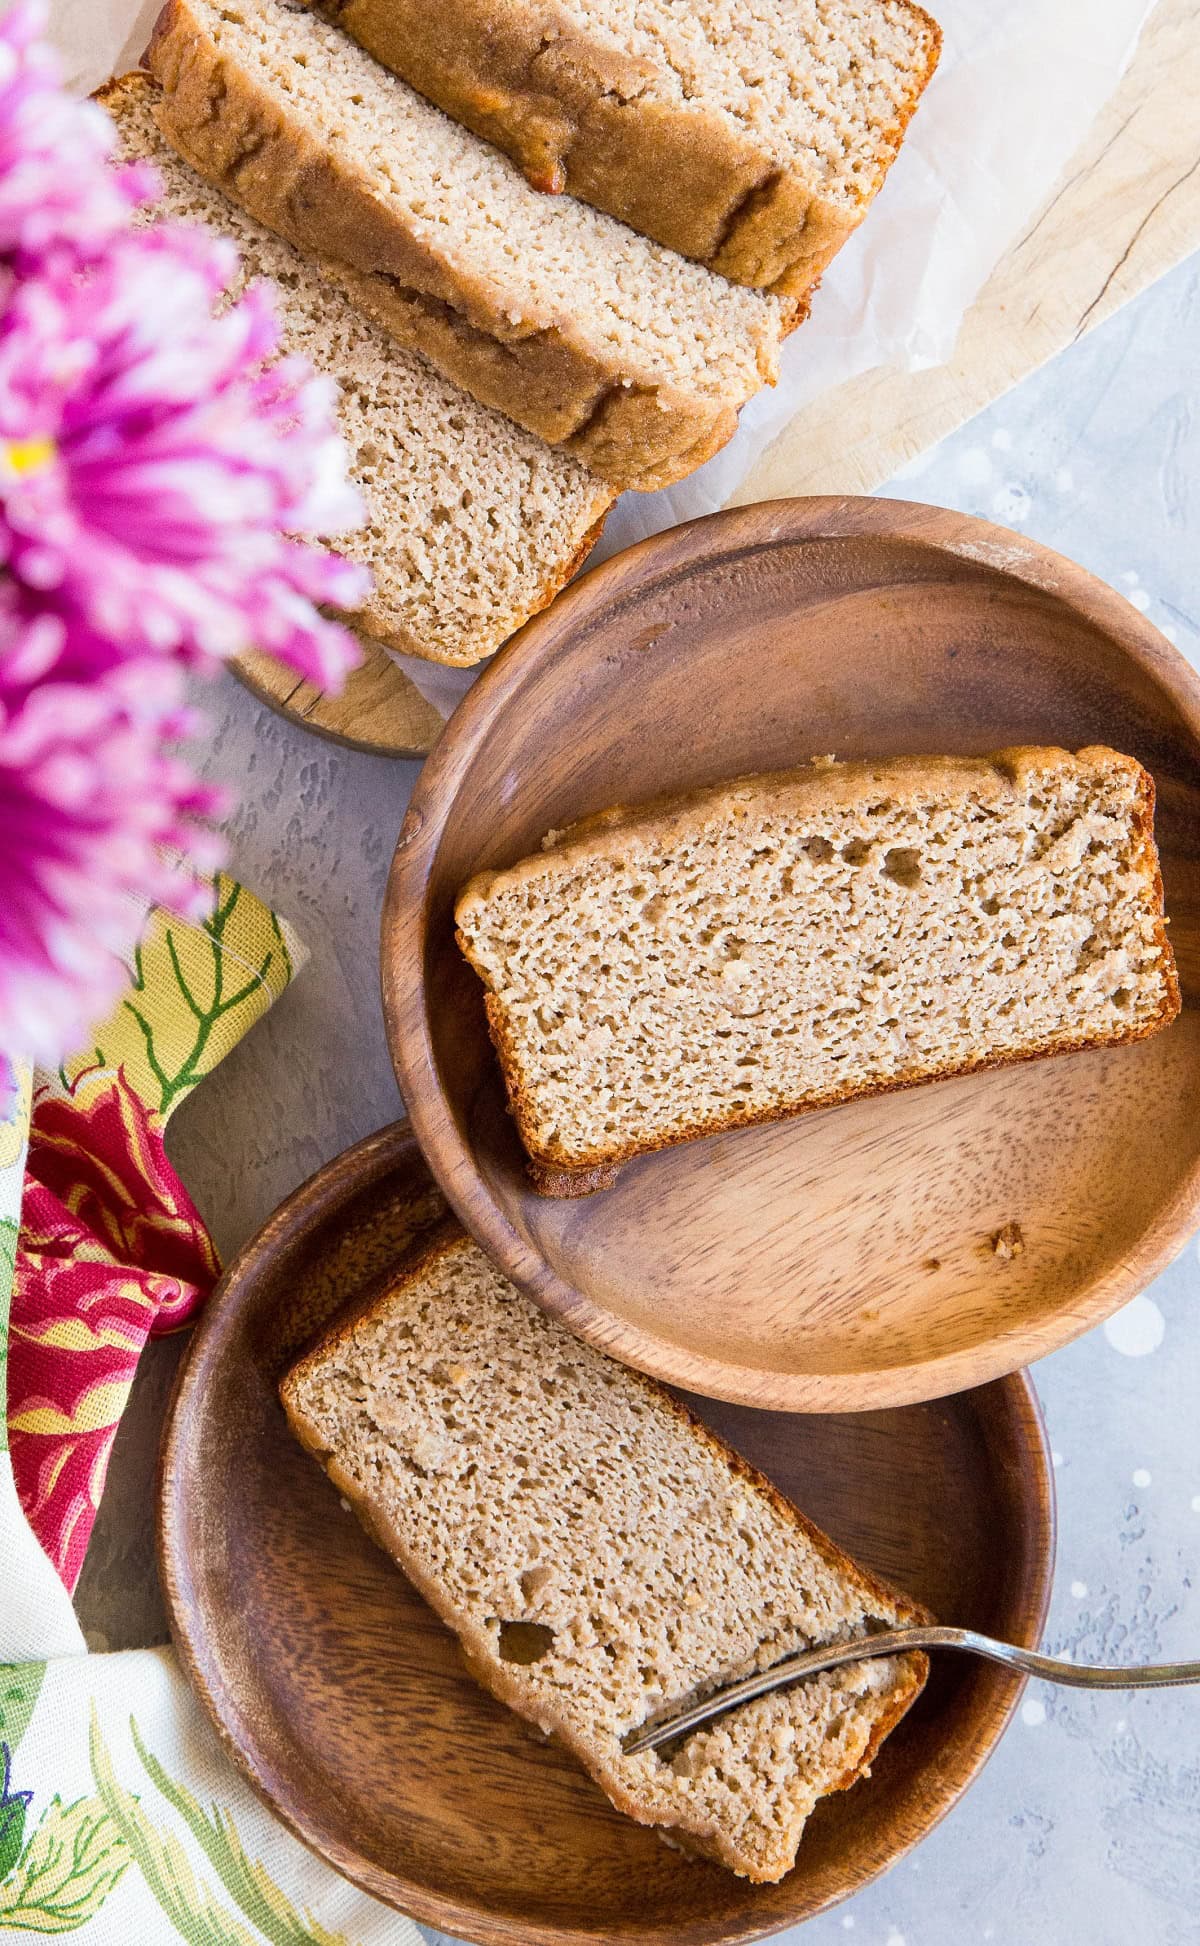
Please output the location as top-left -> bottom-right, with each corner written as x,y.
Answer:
622,1624 -> 1200,1755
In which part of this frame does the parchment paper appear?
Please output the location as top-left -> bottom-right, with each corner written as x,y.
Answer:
48,0 -> 1156,719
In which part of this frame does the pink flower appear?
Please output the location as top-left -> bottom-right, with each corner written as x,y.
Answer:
0,1 -> 153,268
0,225 -> 369,685
0,624 -> 226,1067
0,7 -> 370,1064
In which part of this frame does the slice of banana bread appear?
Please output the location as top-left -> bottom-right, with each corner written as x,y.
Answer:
304,0 -> 941,293
146,0 -> 797,492
455,746 -> 1179,1191
105,71 -> 611,666
281,1224 -> 928,1881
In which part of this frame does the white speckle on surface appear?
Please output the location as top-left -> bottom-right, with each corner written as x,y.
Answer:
1132,1468 -> 1152,1489
885,1932 -> 906,1946
1191,1495 -> 1200,1513
1071,1580 -> 1088,1598
1103,1294 -> 1165,1357
992,483 -> 1031,523
1022,1699 -> 1047,1727
1051,1449 -> 1064,1468
957,445 -> 993,486
1116,1720 -> 1127,1734
1162,624 -> 1178,643
841,1918 -> 855,1932
1128,587 -> 1152,611
1054,465 -> 1075,491
339,1497 -> 351,1513
991,427 -> 1012,450
1122,569 -> 1140,585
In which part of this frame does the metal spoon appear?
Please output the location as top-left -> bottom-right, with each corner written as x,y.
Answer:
622,1624 -> 1200,1755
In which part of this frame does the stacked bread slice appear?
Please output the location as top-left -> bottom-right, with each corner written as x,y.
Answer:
126,0 -> 937,661
106,73 -> 612,667
146,0 -> 800,492
129,0 -> 939,661
302,0 -> 942,294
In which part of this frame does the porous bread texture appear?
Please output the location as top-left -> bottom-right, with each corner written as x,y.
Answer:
455,746 -> 1179,1187
281,1227 -> 927,1881
103,73 -> 611,667
146,0 -> 796,491
306,0 -> 940,293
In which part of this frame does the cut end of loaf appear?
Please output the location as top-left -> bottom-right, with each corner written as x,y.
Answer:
281,1226 -> 928,1880
455,746 -> 1179,1184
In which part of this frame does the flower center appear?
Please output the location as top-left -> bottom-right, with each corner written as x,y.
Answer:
1,436 -> 55,481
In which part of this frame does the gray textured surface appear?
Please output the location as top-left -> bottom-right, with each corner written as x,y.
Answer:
75,252 -> 1200,1943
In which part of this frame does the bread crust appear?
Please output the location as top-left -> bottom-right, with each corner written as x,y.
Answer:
308,0 -> 941,295
281,1225 -> 929,1880
145,0 -> 791,492
455,747 -> 1181,1192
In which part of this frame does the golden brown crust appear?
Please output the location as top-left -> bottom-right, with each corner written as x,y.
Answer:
94,72 -> 146,114
455,747 -> 1180,1192
308,0 -> 941,295
145,0 -> 785,492
525,1152 -> 624,1195
281,1222 -> 929,1880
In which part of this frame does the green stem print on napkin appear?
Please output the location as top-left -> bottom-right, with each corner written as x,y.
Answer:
0,1714 -> 357,1943
126,1728 -> 349,1946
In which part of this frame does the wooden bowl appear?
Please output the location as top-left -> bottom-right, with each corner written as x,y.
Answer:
159,1120 -> 1054,1946
383,495 -> 1200,1412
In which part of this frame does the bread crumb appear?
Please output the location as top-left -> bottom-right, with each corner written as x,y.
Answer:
991,1221 -> 1025,1261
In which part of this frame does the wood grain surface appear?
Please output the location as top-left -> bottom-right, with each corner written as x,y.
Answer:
234,641 -> 442,757
158,1120 -> 1055,1946
234,0 -> 1200,759
382,496 -> 1200,1413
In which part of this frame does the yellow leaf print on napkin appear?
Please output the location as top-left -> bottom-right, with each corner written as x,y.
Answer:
57,878 -> 305,1122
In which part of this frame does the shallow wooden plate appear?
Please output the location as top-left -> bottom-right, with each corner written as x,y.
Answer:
382,495 -> 1200,1412
159,1120 -> 1054,1946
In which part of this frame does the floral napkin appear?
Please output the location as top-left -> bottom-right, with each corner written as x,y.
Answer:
0,879 -> 421,1944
